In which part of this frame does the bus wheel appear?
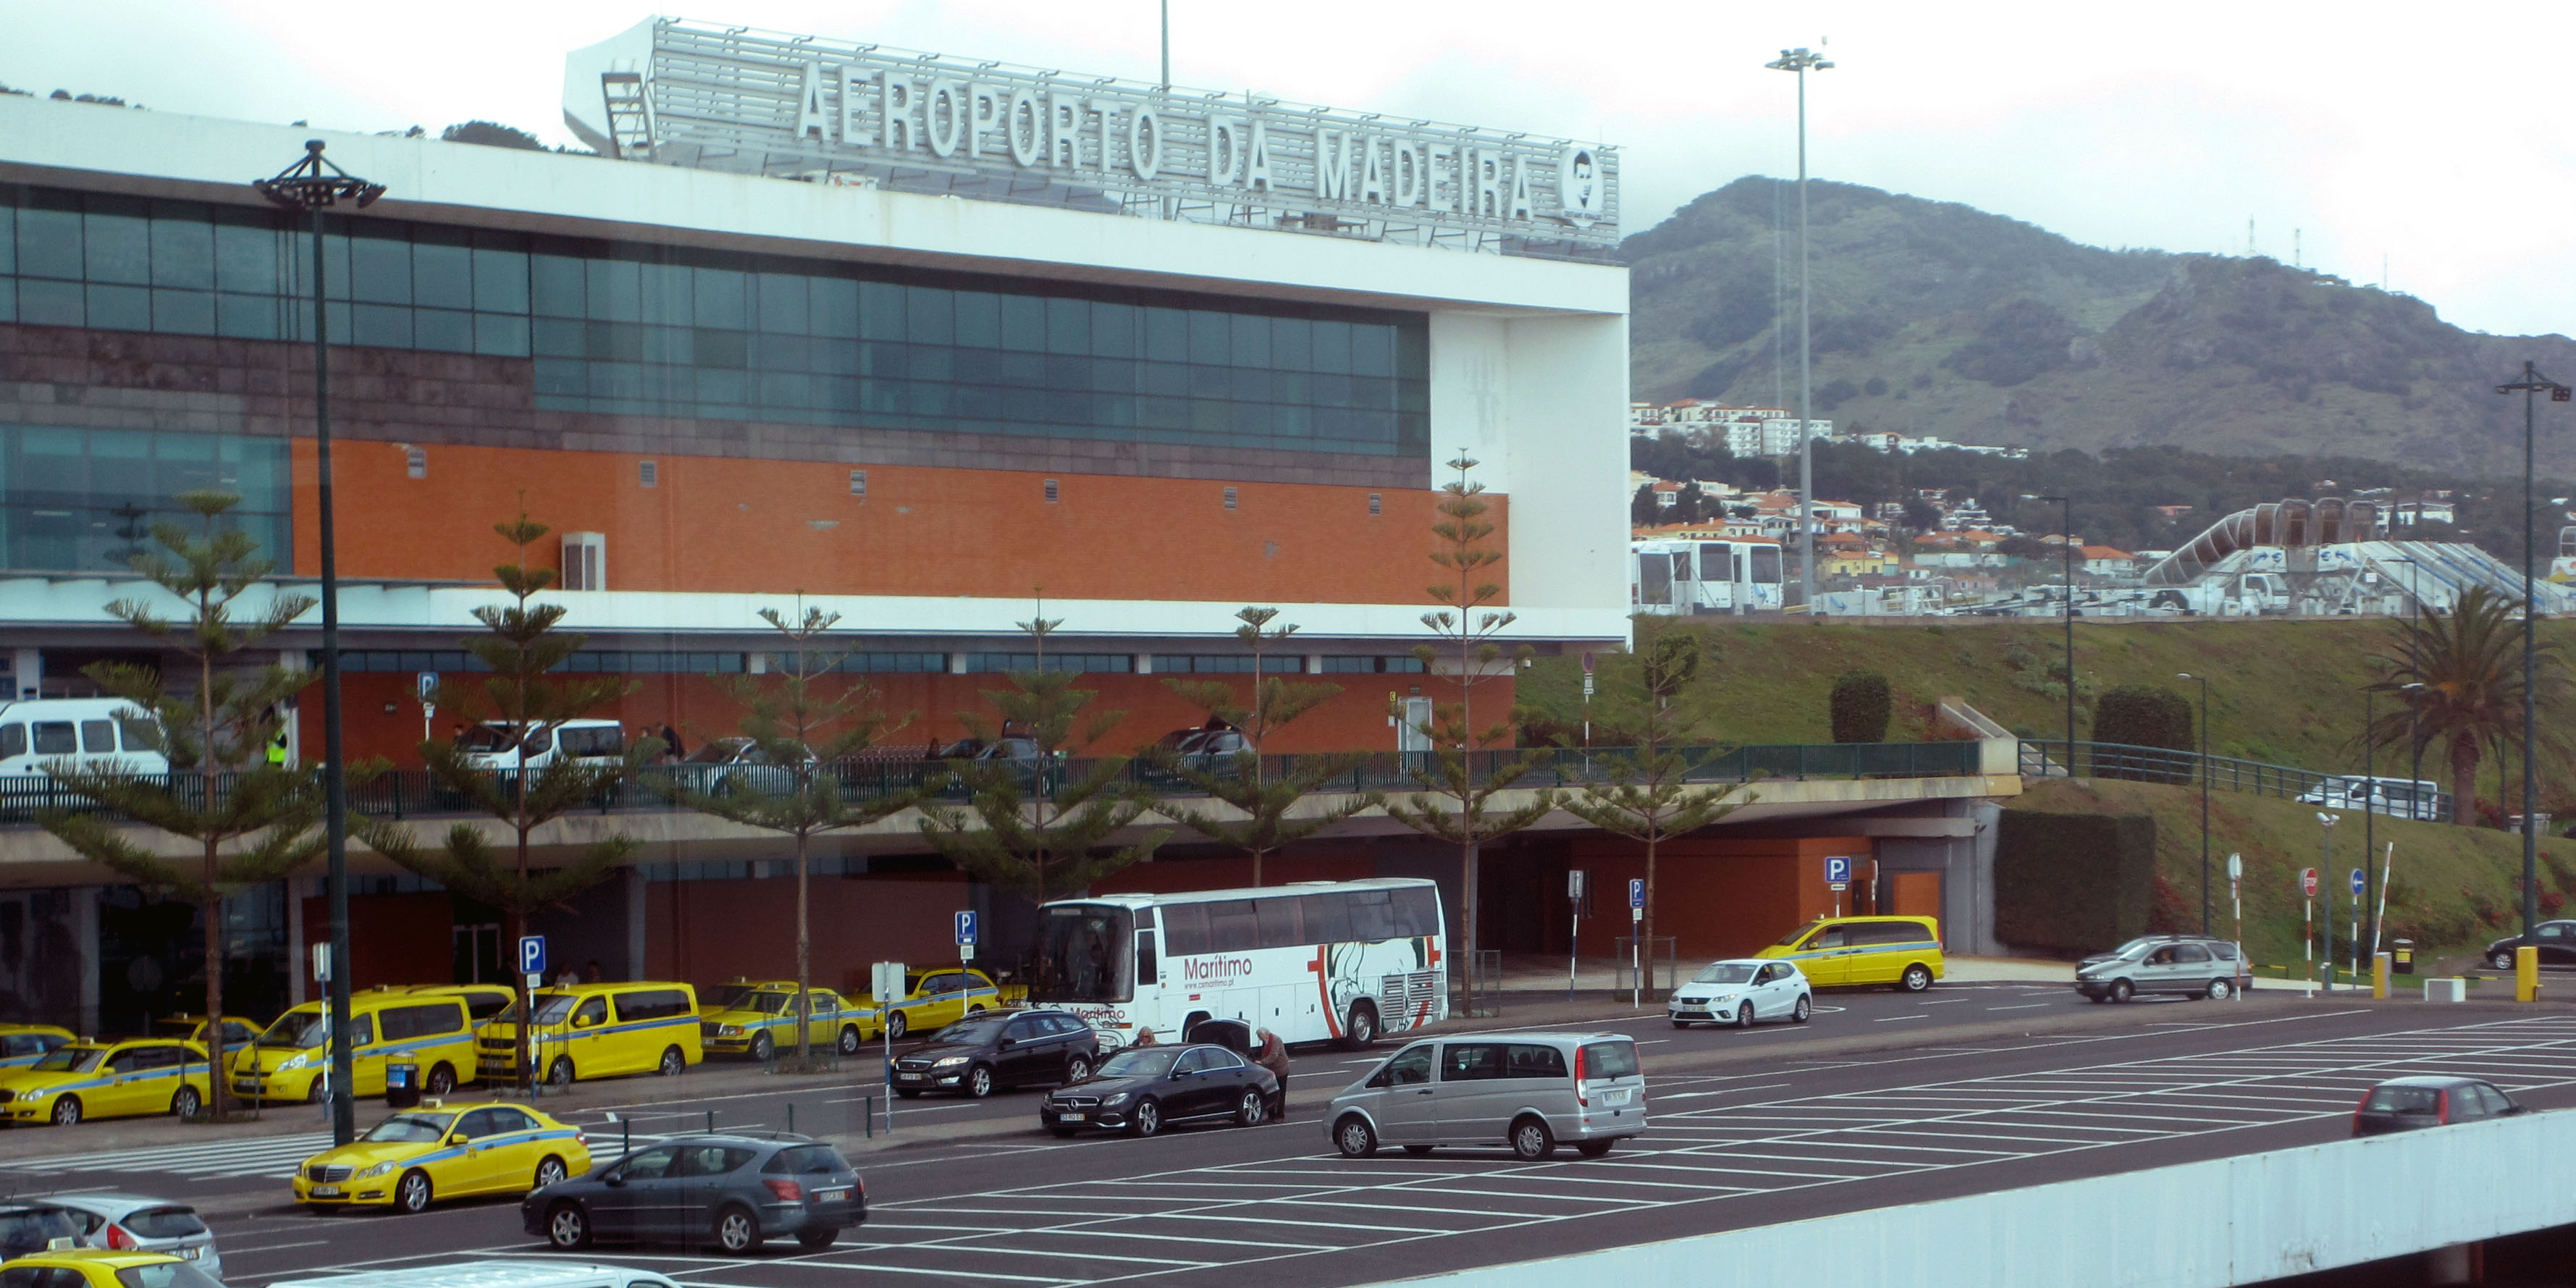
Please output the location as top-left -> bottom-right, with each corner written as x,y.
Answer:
1342,1003 -> 1379,1050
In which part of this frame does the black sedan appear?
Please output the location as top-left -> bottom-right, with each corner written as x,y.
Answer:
1040,1043 -> 1277,1137
524,1135 -> 863,1255
2483,920 -> 2576,970
891,1009 -> 1100,1099
2352,1076 -> 2529,1136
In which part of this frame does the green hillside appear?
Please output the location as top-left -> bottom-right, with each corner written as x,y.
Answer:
1625,177 -> 2576,479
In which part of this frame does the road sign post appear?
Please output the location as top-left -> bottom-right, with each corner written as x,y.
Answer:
1824,856 -> 1852,917
2349,867 -> 2366,982
415,671 -> 438,744
519,935 -> 548,981
2299,867 -> 2318,994
955,911 -> 977,964
1628,877 -> 1645,1007
872,961 -> 906,1135
2228,853 -> 2244,1002
1566,870 -> 1587,1001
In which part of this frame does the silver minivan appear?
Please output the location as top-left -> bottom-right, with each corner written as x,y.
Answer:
1326,1032 -> 1646,1161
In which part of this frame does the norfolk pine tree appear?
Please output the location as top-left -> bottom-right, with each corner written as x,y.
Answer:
39,492 -> 323,1123
354,513 -> 653,1095
651,602 -> 919,1067
1152,607 -> 1377,888
1382,453 -> 1556,1019
1558,631 -> 1755,993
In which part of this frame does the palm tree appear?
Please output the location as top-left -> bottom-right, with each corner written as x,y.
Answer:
2367,586 -> 2570,825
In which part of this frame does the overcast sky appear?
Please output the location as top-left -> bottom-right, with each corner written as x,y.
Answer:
13,1 -> 2576,340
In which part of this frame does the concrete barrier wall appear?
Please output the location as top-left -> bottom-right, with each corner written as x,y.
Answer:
1385,1111 -> 2575,1288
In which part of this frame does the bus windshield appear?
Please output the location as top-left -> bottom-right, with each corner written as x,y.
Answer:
1030,905 -> 1135,1003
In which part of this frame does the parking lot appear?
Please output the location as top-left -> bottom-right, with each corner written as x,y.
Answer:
39,1002 -> 2562,1287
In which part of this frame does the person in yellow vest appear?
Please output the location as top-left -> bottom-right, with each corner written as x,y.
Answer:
266,726 -> 290,768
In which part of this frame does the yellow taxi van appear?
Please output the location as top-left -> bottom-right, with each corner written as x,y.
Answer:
477,982 -> 701,1086
0,1023 -> 75,1069
230,990 -> 478,1103
1756,914 -> 1945,992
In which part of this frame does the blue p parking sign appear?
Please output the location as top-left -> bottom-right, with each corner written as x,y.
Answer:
518,935 -> 548,978
954,912 -> 977,946
1824,856 -> 1852,885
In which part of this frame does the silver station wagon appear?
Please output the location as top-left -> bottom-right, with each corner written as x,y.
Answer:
1326,1032 -> 1647,1161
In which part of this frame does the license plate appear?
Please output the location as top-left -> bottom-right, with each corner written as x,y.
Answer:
815,1189 -> 848,1202
311,1186 -> 340,1197
896,1072 -> 923,1082
1059,1112 -> 1085,1122
1603,1088 -> 1632,1106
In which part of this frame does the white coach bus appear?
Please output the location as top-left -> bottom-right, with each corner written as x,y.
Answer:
1027,878 -> 1447,1051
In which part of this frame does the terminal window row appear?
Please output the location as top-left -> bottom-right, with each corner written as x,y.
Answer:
0,185 -> 1428,460
324,650 -> 1432,676
0,425 -> 290,576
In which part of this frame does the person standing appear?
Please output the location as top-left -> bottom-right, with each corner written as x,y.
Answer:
1253,1027 -> 1289,1118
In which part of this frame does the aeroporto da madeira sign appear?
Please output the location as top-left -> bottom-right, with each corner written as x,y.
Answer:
565,18 -> 1617,256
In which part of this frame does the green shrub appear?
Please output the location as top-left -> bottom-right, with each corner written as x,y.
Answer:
1830,670 -> 1892,744
2095,684 -> 2194,750
1994,809 -> 2158,954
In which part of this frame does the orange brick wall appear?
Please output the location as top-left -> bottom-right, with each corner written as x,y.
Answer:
643,872 -> 974,998
1566,836 -> 1875,960
290,439 -> 1502,605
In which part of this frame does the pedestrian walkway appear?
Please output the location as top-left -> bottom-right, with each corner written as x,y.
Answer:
0,1129 -> 335,1181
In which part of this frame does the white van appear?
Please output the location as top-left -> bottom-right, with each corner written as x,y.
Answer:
2296,775 -> 2450,821
0,698 -> 169,778
455,719 -> 628,772
267,1261 -> 680,1288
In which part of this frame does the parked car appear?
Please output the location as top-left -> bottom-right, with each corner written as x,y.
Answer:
0,698 -> 169,778
455,719 -> 628,773
893,1009 -> 1098,1098
0,1038 -> 214,1126
2482,920 -> 2576,971
2352,1076 -> 2529,1136
1040,1043 -> 1277,1137
523,1135 -> 863,1255
47,1195 -> 219,1279
1668,959 -> 1811,1028
0,1200 -> 80,1260
865,968 -> 1000,1042
698,982 -> 865,1061
2074,935 -> 2248,1002
0,1025 -> 75,1070
291,1102 -> 592,1214
1326,1032 -> 1646,1161
0,1248 -> 223,1287
267,1262 -> 681,1287
1755,915 -> 1945,990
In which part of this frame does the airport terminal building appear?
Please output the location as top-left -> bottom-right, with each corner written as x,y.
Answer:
0,21 -> 1630,1028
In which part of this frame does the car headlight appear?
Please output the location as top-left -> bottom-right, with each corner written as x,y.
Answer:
1101,1092 -> 1130,1106
932,1056 -> 968,1068
356,1161 -> 396,1179
719,1025 -> 744,1037
279,1053 -> 311,1070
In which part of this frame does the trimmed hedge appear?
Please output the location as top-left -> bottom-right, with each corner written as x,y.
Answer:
2095,684 -> 2194,750
1830,670 -> 1892,744
1994,807 -> 2158,954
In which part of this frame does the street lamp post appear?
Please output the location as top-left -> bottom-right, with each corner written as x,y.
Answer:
2177,673 -> 2210,933
2316,811 -> 2339,992
2493,362 -> 2568,954
2361,685 -> 2374,975
2026,494 -> 2076,771
255,140 -> 384,1147
2389,555 -> 2423,810
1766,46 -> 1832,610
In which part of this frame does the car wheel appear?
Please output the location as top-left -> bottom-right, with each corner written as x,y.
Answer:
395,1169 -> 433,1215
2493,950 -> 2517,971
170,1085 -> 201,1119
1064,1055 -> 1092,1085
1046,1125 -> 1079,1138
2206,977 -> 2234,1001
424,1064 -> 455,1096
965,1064 -> 995,1099
750,1032 -> 774,1062
1735,1003 -> 1756,1029
839,1026 -> 862,1056
1792,995 -> 1812,1024
658,1046 -> 686,1077
797,1228 -> 838,1250
546,1202 -> 592,1250
49,1096 -> 81,1127
886,1011 -> 909,1040
1343,1003 -> 1379,1050
547,1056 -> 576,1086
1898,964 -> 1934,993
968,1004 -> 987,1016
1575,1140 -> 1615,1158
712,1204 -> 760,1254
1234,1088 -> 1265,1127
534,1155 -> 569,1190
1334,1114 -> 1379,1158
2108,978 -> 2134,1003
1127,1097 -> 1162,1137
1510,1115 -> 1556,1161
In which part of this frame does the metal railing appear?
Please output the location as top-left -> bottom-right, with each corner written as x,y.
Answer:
0,740 -> 1984,828
2016,740 -> 2451,819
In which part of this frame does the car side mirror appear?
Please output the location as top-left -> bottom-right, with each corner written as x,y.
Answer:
998,1037 -> 1016,1049
447,1133 -> 468,1146
604,1173 -> 625,1187
2504,1103 -> 2531,1116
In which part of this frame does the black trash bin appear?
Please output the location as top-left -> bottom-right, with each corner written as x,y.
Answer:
384,1057 -> 421,1108
2394,940 -> 2415,976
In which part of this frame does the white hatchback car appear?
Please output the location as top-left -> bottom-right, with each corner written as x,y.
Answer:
1669,959 -> 1811,1028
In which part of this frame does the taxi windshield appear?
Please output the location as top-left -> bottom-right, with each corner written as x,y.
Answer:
713,989 -> 791,1015
260,1011 -> 328,1048
1772,922 -> 1823,947
30,1046 -> 101,1073
1691,962 -> 1760,985
494,995 -> 578,1026
360,1113 -> 457,1143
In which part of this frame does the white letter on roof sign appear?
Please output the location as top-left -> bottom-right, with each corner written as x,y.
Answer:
880,72 -> 917,151
797,62 -> 828,140
1005,88 -> 1043,167
967,83 -> 999,159
1209,117 -> 1244,184
1244,117 -> 1274,191
839,66 -> 871,145
1048,92 -> 1081,168
1430,144 -> 1457,211
1129,106 -> 1162,180
1507,153 -> 1533,221
1473,149 -> 1502,217
927,80 -> 967,158
1393,141 -> 1425,207
1360,135 -> 1389,204
1314,130 -> 1350,201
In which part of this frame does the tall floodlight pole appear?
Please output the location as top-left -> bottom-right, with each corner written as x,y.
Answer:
2361,686 -> 2375,963
2178,673 -> 2210,933
1767,46 -> 1832,610
2027,494 -> 2075,770
2494,363 -> 2567,952
256,141 -> 384,1147
2391,555 -> 2423,809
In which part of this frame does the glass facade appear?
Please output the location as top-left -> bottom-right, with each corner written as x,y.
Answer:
0,426 -> 290,574
1,184 -> 1430,459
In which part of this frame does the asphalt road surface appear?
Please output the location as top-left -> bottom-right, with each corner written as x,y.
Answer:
10,988 -> 2570,1287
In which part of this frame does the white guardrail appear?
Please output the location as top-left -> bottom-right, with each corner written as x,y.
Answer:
1381,1111 -> 2575,1288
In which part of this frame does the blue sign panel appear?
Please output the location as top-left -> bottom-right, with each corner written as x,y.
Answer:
518,935 -> 549,977
954,911 -> 978,946
1627,878 -> 1645,910
1824,856 -> 1852,884
2350,868 -> 2366,897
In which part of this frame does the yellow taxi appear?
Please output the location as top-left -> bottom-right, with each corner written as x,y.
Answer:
228,990 -> 477,1104
0,1248 -> 222,1287
0,1024 -> 74,1070
0,1038 -> 214,1127
1756,914 -> 1947,991
476,982 -> 702,1086
290,1100 -> 591,1215
152,1015 -> 260,1061
869,968 -> 1001,1040
698,981 -> 868,1059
